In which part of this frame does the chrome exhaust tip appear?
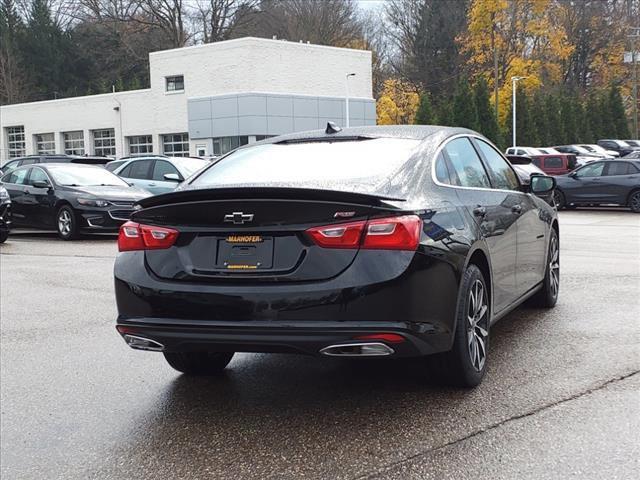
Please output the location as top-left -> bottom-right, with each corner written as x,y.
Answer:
319,342 -> 395,357
123,334 -> 164,352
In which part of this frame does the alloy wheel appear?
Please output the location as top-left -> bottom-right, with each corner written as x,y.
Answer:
631,192 -> 640,212
467,279 -> 488,372
58,210 -> 72,236
549,235 -> 560,298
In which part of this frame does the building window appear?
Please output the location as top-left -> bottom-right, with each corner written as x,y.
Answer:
6,126 -> 25,158
255,135 -> 275,142
93,128 -> 116,157
34,133 -> 56,154
162,133 -> 189,157
63,131 -> 85,155
212,136 -> 249,156
165,75 -> 184,92
127,135 -> 153,156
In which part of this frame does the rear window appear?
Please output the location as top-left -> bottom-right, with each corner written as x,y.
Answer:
545,157 -> 563,168
190,139 -> 421,191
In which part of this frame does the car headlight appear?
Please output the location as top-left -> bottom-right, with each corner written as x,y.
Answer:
77,197 -> 110,207
0,186 -> 9,202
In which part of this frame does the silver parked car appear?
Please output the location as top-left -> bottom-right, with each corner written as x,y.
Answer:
108,156 -> 209,195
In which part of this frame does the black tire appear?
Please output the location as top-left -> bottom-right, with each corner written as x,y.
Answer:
435,264 -> 490,388
531,228 -> 560,308
0,230 -> 8,243
628,190 -> 640,213
553,189 -> 566,210
56,205 -> 79,240
163,351 -> 234,375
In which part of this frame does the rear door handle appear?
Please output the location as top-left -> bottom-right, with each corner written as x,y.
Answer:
473,205 -> 487,217
511,204 -> 523,214
148,183 -> 156,187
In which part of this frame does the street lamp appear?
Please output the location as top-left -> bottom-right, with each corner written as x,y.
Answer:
511,76 -> 527,148
345,73 -> 356,128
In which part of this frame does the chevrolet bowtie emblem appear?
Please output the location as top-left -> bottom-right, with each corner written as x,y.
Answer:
224,212 -> 254,225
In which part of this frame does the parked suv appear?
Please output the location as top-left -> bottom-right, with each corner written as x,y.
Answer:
597,140 -> 640,157
530,154 -> 578,175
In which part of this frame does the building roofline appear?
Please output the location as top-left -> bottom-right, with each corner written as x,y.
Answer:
187,91 -> 374,102
0,88 -> 151,109
149,36 -> 371,57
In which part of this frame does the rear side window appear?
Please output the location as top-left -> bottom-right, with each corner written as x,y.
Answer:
605,162 -> 634,176
3,168 -> 29,185
475,140 -> 519,190
152,160 -> 181,181
443,138 -> 491,189
545,157 -> 563,168
434,153 -> 451,184
120,160 -> 152,179
19,158 -> 37,166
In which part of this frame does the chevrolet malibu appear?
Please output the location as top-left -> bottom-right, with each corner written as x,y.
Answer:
114,126 -> 559,387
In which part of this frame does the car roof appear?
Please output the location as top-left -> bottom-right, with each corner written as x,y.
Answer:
247,125 -> 477,147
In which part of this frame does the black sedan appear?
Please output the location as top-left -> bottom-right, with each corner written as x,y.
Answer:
114,126 -> 559,387
0,163 -> 149,239
553,159 -> 640,212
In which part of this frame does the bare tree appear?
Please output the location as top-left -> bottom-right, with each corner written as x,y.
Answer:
193,0 -> 259,43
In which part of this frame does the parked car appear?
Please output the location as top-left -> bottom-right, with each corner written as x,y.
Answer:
536,147 -> 561,154
623,140 -> 640,147
597,139 -> 640,157
114,125 -> 559,388
578,144 -> 619,158
111,156 -> 210,195
0,163 -> 149,239
530,154 -> 578,175
552,145 -> 604,163
505,146 -> 544,156
0,154 -> 111,175
0,185 -> 10,243
553,159 -> 640,212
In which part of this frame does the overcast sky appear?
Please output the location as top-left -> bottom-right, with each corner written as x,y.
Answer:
357,0 -> 387,12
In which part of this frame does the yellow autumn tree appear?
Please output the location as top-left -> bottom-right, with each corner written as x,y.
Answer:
376,79 -> 420,125
460,0 -> 574,124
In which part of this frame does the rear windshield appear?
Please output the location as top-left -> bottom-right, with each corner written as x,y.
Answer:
190,138 -> 421,192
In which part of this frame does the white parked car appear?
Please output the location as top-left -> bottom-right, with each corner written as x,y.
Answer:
577,144 -> 618,158
505,146 -> 545,156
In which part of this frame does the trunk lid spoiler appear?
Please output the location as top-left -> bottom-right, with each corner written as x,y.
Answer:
136,187 -> 406,209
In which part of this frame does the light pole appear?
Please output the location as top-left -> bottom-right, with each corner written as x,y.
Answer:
628,28 -> 639,139
511,76 -> 526,148
345,73 -> 356,127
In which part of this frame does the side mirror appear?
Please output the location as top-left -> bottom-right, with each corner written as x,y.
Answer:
163,173 -> 181,182
530,175 -> 555,195
32,180 -> 51,189
568,171 -> 577,178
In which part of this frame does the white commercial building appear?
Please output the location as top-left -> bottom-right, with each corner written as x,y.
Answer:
0,37 -> 375,161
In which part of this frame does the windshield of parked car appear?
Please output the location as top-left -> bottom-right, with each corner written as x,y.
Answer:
172,157 -> 209,176
48,165 -> 130,187
190,138 -> 421,191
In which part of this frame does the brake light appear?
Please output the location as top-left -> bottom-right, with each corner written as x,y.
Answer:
306,215 -> 421,251
118,221 -> 179,251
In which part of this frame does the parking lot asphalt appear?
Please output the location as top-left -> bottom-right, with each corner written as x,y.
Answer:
1,210 -> 639,480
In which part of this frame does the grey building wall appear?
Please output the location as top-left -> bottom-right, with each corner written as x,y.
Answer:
188,92 -> 376,140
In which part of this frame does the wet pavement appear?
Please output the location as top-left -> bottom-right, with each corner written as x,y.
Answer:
1,210 -> 638,479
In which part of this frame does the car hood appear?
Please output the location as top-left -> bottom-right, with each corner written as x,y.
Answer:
66,185 -> 150,201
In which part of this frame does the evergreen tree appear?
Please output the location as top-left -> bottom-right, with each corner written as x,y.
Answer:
452,80 -> 478,129
585,92 -> 602,143
544,94 -> 564,145
414,92 -> 434,125
609,85 -> 631,138
559,92 -> 578,143
473,77 -> 499,144
530,93 -> 547,146
574,100 -> 589,143
598,92 -> 616,138
435,98 -> 454,126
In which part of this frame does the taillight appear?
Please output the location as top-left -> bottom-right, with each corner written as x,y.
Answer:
118,221 -> 179,252
306,215 -> 421,251
306,220 -> 365,248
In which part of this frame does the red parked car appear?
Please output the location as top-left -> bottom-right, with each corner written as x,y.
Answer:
530,154 -> 578,175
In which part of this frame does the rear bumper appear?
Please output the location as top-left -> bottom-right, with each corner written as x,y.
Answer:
115,318 -> 450,357
114,248 -> 463,358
